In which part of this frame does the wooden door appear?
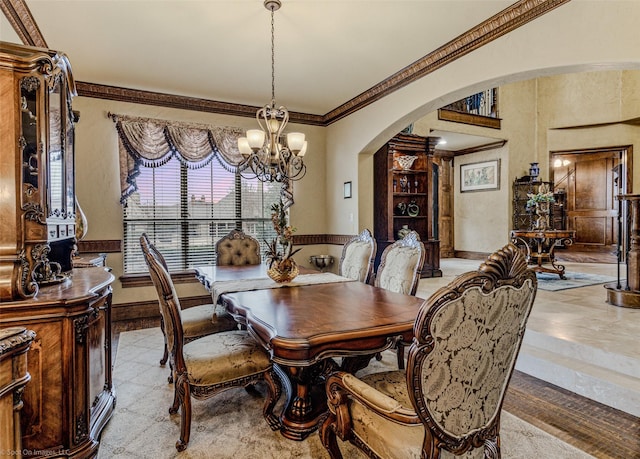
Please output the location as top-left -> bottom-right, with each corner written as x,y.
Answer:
551,150 -> 623,254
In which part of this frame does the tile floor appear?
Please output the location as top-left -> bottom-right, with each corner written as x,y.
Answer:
416,257 -> 640,417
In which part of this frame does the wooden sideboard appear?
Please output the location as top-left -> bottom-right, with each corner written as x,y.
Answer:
0,267 -> 116,458
0,326 -> 36,458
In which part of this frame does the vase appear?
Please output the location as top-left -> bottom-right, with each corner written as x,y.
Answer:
267,259 -> 299,283
397,225 -> 411,240
529,162 -> 540,180
407,200 -> 420,217
396,155 -> 417,170
75,197 -> 88,241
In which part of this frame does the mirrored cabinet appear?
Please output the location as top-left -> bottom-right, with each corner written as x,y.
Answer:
0,41 -> 77,300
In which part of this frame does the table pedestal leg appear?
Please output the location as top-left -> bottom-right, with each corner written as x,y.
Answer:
511,234 -> 573,279
275,360 -> 337,440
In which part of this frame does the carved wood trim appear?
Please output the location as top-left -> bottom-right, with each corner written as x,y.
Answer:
5,0 -> 569,126
120,270 -> 199,288
452,140 -> 508,157
77,240 -> 121,254
75,82 -> 325,126
437,109 -> 502,129
292,234 -> 354,246
322,0 -> 570,124
0,0 -> 47,47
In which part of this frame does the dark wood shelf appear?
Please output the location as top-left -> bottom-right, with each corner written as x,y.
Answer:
391,169 -> 423,174
393,192 -> 427,197
374,133 -> 441,278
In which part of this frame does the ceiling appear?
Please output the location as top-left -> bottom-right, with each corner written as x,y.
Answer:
1,0 -> 560,150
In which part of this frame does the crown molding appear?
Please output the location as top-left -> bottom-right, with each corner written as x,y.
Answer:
322,0 -> 570,124
74,81 -> 326,126
0,0 -> 46,47
4,0 -> 570,126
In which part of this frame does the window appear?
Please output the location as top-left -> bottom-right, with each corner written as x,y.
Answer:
123,157 -> 280,274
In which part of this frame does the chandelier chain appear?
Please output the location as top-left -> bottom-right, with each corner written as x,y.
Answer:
271,7 -> 276,106
236,0 -> 307,210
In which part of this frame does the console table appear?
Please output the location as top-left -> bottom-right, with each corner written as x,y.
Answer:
510,229 -> 575,279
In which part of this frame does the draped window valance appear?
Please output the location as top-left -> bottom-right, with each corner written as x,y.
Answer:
111,113 -> 247,203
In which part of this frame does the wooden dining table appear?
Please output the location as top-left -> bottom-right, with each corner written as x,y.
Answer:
194,265 -> 425,440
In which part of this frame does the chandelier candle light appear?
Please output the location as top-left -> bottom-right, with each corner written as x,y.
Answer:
238,0 -> 307,209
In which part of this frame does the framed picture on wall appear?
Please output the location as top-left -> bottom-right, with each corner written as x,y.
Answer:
460,159 -> 500,192
344,181 -> 352,199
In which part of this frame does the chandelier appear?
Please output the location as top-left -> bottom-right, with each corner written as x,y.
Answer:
238,0 -> 307,206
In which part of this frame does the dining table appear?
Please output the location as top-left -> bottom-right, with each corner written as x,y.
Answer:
194,265 -> 425,440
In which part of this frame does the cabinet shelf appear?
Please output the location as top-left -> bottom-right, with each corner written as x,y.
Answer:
391,169 -> 423,174
394,192 -> 427,197
394,215 -> 427,219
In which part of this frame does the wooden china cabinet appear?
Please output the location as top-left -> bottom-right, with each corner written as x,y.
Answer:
373,133 -> 441,277
0,42 -> 115,458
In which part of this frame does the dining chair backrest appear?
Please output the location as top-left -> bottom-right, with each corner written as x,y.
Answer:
216,229 -> 261,266
141,235 -> 183,361
374,230 -> 425,295
407,243 -> 537,452
141,232 -> 169,270
339,229 -> 376,283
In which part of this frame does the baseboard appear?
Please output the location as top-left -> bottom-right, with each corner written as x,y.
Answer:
453,250 -> 489,260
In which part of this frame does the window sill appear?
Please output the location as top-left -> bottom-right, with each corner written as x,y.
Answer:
120,270 -> 200,288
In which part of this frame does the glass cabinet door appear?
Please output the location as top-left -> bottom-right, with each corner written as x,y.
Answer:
20,77 -> 40,190
48,76 -> 64,217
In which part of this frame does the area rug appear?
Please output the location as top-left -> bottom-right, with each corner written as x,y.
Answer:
97,328 -> 595,459
536,271 -> 621,291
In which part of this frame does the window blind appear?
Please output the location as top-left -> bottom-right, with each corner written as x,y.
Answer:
123,157 -> 280,273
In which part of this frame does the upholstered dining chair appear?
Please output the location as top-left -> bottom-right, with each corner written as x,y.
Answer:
374,230 -> 425,296
215,228 -> 261,266
339,229 -> 377,283
140,234 -> 237,378
320,243 -> 537,459
143,240 -> 282,451
374,230 -> 425,368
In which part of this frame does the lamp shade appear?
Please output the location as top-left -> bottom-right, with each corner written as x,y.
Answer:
247,129 -> 266,149
287,132 -> 305,152
238,137 -> 252,156
298,140 -> 308,157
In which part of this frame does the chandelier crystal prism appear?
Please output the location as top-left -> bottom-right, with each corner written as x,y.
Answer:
238,0 -> 307,205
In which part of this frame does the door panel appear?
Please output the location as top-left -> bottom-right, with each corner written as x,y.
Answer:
552,150 -> 621,253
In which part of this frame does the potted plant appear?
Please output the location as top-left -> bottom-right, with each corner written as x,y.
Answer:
265,201 -> 302,282
526,183 -> 555,230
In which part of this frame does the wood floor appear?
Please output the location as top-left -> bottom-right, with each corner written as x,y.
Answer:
504,371 -> 640,459
112,319 -> 640,459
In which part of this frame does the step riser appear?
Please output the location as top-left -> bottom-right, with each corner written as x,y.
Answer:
516,350 -> 640,418
522,329 -> 640,379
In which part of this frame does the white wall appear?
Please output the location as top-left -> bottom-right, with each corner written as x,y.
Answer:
54,1 -> 640,305
73,97 -> 326,304
325,0 -> 640,255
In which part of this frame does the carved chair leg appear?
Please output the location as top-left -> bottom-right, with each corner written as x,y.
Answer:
319,413 -> 343,459
159,315 -> 169,365
484,434 -> 501,459
169,369 -> 181,414
175,375 -> 192,452
396,343 -> 405,369
160,341 -> 169,366
262,368 -> 283,431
